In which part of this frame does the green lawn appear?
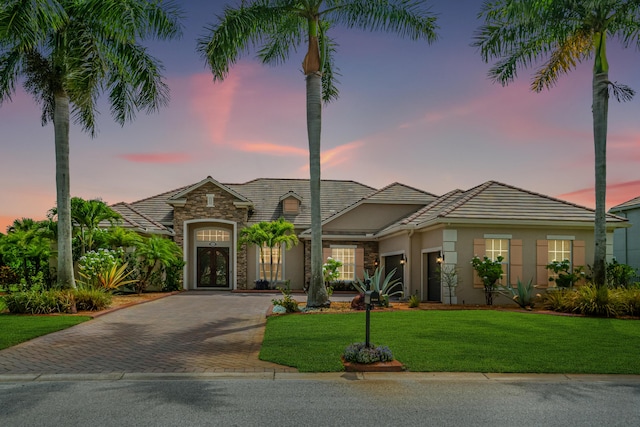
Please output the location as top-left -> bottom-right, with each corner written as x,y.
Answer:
260,310 -> 640,373
0,315 -> 91,350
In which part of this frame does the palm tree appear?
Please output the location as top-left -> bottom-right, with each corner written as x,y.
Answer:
135,236 -> 182,294
0,0 -> 183,289
197,0 -> 438,307
473,0 -> 639,287
239,218 -> 299,285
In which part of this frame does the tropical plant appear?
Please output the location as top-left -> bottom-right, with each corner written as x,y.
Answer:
197,0 -> 438,308
77,248 -> 123,288
474,0 -> 640,288
408,293 -> 420,308
354,267 -> 404,305
95,226 -> 143,251
546,259 -> 585,288
134,236 -> 183,294
606,259 -> 638,288
471,255 -> 504,305
238,218 -> 299,284
49,197 -> 121,256
0,218 -> 51,287
271,283 -> 299,313
79,262 -> 137,291
0,0 -> 183,289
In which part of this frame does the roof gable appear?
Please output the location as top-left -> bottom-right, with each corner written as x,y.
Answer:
167,176 -> 251,205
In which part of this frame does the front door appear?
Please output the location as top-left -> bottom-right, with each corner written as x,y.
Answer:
197,247 -> 230,288
426,252 -> 442,302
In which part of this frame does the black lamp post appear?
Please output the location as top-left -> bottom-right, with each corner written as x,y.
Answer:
364,279 -> 379,348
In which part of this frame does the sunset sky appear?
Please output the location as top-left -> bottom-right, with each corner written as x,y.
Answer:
1,0 -> 640,233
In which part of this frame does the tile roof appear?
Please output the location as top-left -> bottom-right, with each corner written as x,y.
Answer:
111,178 -> 628,236
226,178 -> 375,226
403,181 -> 626,227
610,195 -> 640,212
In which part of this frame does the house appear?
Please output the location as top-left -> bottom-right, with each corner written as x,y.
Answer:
609,196 -> 640,273
111,176 -> 628,305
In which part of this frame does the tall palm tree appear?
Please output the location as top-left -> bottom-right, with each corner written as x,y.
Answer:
473,0 -> 639,287
0,0 -> 183,289
198,0 -> 438,307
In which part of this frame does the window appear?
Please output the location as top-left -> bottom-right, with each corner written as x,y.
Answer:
206,194 -> 215,207
331,246 -> 356,281
485,238 -> 509,285
548,239 -> 571,263
547,239 -> 572,283
196,228 -> 230,242
259,244 -> 282,281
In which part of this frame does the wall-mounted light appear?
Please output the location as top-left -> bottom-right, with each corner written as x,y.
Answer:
436,251 -> 444,264
400,254 -> 407,265
374,258 -> 379,267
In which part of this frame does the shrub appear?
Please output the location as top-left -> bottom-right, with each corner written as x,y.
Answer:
271,284 -> 299,313
408,293 -> 420,308
74,288 -> 112,311
0,266 -> 19,288
546,259 -> 584,288
541,288 -> 575,312
4,289 -> 74,314
573,284 -> 616,317
78,248 -> 123,288
610,287 -> 640,317
343,342 -> 394,364
471,255 -> 504,305
606,259 -> 638,289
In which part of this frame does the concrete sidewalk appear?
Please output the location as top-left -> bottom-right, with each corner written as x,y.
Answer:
0,292 -> 296,375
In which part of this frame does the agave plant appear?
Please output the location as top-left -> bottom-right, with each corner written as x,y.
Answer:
354,267 -> 404,303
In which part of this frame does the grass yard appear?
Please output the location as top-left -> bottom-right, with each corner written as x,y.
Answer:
0,315 -> 91,350
260,310 -> 640,373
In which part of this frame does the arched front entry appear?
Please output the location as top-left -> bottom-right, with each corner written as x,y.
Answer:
184,220 -> 237,290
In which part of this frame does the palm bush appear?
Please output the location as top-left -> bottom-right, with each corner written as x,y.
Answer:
353,267 -> 403,306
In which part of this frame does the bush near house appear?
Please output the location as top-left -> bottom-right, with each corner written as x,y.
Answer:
542,284 -> 640,317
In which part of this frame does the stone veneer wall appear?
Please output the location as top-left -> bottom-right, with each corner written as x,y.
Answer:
304,240 -> 379,286
172,182 -> 250,289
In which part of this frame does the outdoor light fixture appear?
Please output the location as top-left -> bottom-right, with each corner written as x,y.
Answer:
400,254 -> 407,265
374,258 -> 379,267
436,251 -> 444,264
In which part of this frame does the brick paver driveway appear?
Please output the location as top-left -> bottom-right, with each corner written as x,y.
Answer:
0,292 -> 297,375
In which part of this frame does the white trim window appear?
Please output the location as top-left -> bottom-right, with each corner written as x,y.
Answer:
485,238 -> 509,285
331,246 -> 356,281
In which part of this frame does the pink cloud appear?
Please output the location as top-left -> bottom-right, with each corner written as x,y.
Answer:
298,140 -> 366,172
237,142 -> 307,156
557,179 -> 640,210
117,153 -> 191,163
188,71 -> 241,144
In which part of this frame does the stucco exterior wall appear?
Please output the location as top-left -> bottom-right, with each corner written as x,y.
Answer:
451,225 -> 598,306
323,204 -> 423,234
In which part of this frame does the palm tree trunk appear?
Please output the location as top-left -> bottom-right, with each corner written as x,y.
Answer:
54,91 -> 76,289
592,72 -> 608,288
305,71 -> 328,307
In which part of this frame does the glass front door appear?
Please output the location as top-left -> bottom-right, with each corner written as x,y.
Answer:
197,247 -> 230,288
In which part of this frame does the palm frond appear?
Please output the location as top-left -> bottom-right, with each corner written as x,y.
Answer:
531,30 -> 592,92
197,1 -> 307,81
608,81 -> 635,102
326,0 -> 438,42
319,29 -> 340,103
